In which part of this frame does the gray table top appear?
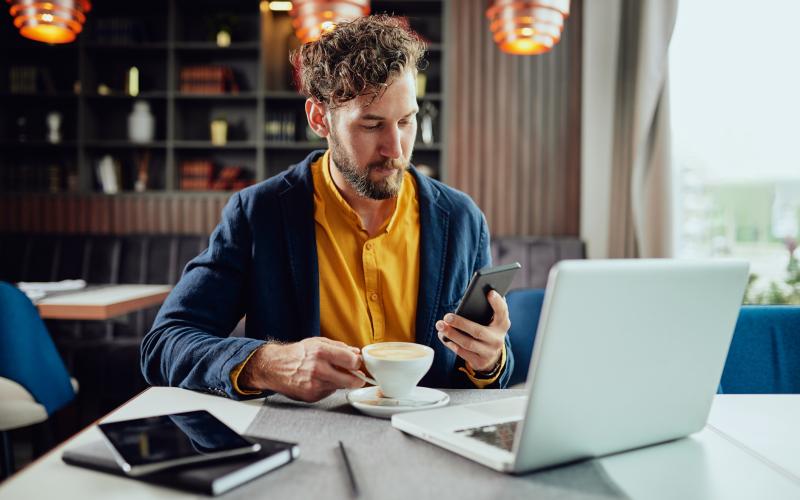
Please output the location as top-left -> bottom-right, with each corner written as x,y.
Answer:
239,389 -> 628,500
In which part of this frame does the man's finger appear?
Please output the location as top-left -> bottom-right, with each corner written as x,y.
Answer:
317,343 -> 361,370
437,323 -> 493,358
442,313 -> 484,340
318,337 -> 361,353
315,363 -> 365,389
438,331 -> 483,367
487,290 -> 511,330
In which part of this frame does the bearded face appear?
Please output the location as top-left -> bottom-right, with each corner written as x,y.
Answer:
321,69 -> 419,201
328,127 -> 408,200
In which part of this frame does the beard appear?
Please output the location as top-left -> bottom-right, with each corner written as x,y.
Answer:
328,131 -> 408,200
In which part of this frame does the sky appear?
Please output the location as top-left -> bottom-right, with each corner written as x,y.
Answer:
669,0 -> 800,182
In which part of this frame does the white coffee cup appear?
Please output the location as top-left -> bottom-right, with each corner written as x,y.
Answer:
361,342 -> 434,399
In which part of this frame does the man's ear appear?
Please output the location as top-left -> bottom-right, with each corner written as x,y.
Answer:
305,98 -> 331,138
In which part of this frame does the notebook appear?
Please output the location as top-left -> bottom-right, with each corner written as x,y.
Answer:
62,435 -> 298,496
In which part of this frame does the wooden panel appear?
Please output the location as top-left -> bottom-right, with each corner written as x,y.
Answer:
444,0 -> 582,237
0,193 -> 231,235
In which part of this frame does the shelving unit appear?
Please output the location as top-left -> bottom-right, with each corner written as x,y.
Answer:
0,0 -> 445,198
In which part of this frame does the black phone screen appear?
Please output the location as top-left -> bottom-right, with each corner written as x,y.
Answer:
453,262 -> 522,326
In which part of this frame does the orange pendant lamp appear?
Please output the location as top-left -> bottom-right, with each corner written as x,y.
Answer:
290,0 -> 370,44
486,0 -> 570,55
7,0 -> 91,44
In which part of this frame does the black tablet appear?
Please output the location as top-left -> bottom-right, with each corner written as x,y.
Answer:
98,410 -> 261,476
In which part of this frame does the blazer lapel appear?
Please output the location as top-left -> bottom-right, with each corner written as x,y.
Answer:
279,162 -> 321,338
413,170 -> 450,347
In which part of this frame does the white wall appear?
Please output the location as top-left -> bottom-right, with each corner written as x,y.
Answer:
580,0 -> 621,259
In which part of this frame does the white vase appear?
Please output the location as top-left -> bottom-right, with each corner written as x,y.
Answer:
128,101 -> 155,143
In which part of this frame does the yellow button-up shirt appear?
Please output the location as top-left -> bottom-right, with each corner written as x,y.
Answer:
312,151 -> 420,345
231,151 -> 504,392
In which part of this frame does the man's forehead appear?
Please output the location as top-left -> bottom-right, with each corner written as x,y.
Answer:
335,71 -> 417,117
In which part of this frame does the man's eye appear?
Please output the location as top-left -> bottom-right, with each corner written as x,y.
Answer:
362,123 -> 381,130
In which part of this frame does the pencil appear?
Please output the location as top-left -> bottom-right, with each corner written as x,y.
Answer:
338,440 -> 359,496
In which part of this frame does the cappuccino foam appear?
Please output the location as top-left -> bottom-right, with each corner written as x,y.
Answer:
367,344 -> 428,360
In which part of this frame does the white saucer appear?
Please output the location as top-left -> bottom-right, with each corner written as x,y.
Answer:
347,386 -> 450,419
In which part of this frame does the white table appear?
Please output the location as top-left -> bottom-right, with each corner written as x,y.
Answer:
36,284 -> 172,320
0,390 -> 798,499
708,394 -> 800,481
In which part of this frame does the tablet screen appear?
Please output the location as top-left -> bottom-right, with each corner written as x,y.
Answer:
98,410 -> 257,468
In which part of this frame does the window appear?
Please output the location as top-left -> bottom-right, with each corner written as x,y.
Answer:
670,0 -> 800,303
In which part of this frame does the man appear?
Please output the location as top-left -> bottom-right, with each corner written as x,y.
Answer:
141,15 -> 514,403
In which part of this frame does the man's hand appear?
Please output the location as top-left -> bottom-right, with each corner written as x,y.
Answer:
239,337 -> 366,402
436,290 -> 510,373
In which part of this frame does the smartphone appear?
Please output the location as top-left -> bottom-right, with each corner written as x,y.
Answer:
447,262 -> 522,337
98,410 -> 261,476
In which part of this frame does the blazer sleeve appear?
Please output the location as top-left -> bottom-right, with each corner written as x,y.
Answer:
452,212 -> 515,389
140,192 -> 267,400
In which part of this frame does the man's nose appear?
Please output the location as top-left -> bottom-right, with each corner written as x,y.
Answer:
379,127 -> 403,159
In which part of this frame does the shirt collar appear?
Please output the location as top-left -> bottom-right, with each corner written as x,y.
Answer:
321,150 -> 414,235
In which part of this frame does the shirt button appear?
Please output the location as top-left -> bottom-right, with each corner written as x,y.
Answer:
370,292 -> 378,301
365,242 -> 373,251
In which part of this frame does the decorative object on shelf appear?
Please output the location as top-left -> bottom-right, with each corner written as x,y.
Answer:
46,111 -> 62,144
416,72 -> 427,98
485,0 -> 570,55
128,101 -> 155,144
207,13 -> 237,44
66,166 -> 78,192
216,29 -> 231,47
419,101 -> 438,145
47,164 -> 60,193
16,115 -> 28,142
134,150 -> 150,192
210,117 -> 228,146
126,66 -> 140,97
415,164 -> 435,178
289,0 -> 370,43
7,0 -> 92,44
96,154 -> 120,194
266,1 -> 293,12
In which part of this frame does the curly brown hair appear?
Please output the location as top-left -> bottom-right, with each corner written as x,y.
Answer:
291,15 -> 427,108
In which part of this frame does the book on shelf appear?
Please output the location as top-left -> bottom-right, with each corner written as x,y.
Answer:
93,17 -> 148,44
180,161 -> 253,191
264,111 -> 297,142
180,160 -> 215,190
8,66 -> 56,94
0,163 -> 62,193
179,66 -> 239,94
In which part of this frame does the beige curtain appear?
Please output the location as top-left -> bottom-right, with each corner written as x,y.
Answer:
608,0 -> 678,257
444,0 -> 582,237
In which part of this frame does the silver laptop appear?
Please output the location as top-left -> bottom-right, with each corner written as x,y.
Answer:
392,259 -> 749,473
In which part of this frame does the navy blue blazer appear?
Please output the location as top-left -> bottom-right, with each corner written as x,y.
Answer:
140,151 -> 514,399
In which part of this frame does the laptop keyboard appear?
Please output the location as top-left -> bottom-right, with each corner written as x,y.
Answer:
455,420 -> 519,452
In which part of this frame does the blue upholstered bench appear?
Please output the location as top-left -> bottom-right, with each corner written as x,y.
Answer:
505,288 -> 800,394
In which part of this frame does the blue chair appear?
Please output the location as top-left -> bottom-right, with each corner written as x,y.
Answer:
0,282 -> 78,478
720,305 -> 800,394
506,288 -> 800,394
505,288 -> 546,386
